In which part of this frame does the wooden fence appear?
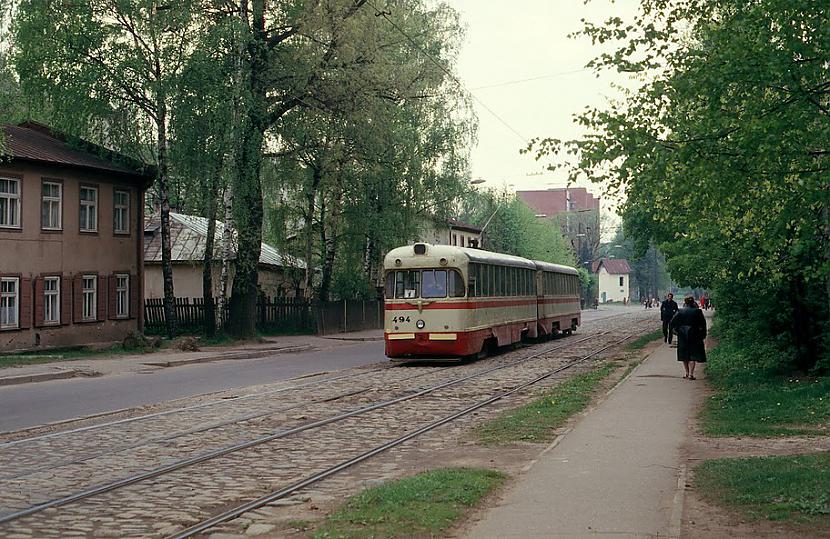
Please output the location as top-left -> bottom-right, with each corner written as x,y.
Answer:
144,297 -> 382,335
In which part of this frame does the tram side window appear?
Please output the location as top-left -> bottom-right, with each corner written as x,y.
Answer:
385,272 -> 394,298
499,266 -> 506,296
467,264 -> 478,297
449,269 -> 466,298
394,271 -> 420,299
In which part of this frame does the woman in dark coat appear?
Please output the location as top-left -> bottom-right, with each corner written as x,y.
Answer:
670,296 -> 707,379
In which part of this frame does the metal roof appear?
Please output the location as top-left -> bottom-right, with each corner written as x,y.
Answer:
384,244 -> 578,274
144,212 -> 306,269
592,258 -> 632,274
1,122 -> 155,185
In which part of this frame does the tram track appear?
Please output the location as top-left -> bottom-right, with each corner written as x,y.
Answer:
0,315 -> 656,539
0,327 -> 615,524
169,332 -> 636,539
0,315 -> 639,488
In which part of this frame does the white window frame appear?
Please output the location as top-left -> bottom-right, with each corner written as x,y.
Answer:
113,189 -> 129,234
0,177 -> 21,229
79,186 -> 98,232
82,275 -> 97,321
115,274 -> 129,318
0,277 -> 20,329
44,276 -> 60,325
42,181 -> 62,230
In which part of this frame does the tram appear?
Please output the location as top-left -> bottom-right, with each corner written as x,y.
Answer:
383,243 -> 581,359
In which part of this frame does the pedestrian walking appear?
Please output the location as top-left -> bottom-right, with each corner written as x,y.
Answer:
670,295 -> 707,379
659,293 -> 679,344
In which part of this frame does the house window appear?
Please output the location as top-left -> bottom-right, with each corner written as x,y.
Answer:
452,234 -> 457,246
619,276 -> 624,287
44,277 -> 60,324
0,178 -> 21,228
115,274 -> 129,318
42,181 -> 62,230
0,277 -> 19,329
79,186 -> 98,232
113,189 -> 129,234
82,275 -> 97,320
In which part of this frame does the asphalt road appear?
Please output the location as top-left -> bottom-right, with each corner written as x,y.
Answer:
0,341 -> 385,433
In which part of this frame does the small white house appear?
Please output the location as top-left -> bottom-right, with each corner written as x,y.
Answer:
592,258 -> 632,303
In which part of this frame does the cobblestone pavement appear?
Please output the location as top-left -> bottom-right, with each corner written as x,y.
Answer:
0,311 -> 658,538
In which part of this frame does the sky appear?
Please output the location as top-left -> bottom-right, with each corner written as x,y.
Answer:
444,0 -> 641,213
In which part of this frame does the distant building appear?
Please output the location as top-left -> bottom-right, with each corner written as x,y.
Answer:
0,122 -> 153,351
516,188 -> 601,268
143,212 -> 306,299
592,258 -> 632,303
418,217 -> 483,248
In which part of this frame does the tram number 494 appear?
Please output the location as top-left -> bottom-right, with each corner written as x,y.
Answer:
392,316 -> 411,323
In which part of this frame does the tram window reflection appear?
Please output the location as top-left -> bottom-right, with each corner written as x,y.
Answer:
422,270 -> 448,298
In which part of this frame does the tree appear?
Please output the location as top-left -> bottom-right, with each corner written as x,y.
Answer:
530,0 -> 830,371
11,0 -> 213,337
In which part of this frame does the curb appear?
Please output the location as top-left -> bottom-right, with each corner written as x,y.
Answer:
0,369 -> 87,386
320,336 -> 383,342
142,345 -> 314,368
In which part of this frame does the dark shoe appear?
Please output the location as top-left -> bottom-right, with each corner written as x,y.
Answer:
689,375 -> 696,380
683,374 -> 688,379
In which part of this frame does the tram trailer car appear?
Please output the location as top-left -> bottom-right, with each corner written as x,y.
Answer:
383,243 -> 580,359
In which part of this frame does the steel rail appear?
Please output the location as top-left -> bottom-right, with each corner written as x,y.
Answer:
167,333 -> 637,539
0,366 -> 389,448
0,327 -> 618,525
1,362 -> 460,481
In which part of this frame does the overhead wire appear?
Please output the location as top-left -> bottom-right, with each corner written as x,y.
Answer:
470,68 -> 589,91
364,0 -> 529,144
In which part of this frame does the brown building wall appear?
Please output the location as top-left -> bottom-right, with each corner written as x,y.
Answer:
0,161 -> 143,351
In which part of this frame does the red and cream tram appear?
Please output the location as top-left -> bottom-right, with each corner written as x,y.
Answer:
383,243 -> 581,359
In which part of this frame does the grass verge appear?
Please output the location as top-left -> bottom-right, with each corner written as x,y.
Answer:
475,362 -> 616,445
695,453 -> 830,524
701,340 -> 830,436
0,344 -> 152,368
626,329 -> 664,350
312,468 -> 505,539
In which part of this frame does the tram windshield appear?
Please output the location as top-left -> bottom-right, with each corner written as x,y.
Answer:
385,269 -> 465,299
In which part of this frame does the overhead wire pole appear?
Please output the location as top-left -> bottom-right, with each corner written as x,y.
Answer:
364,0 -> 529,146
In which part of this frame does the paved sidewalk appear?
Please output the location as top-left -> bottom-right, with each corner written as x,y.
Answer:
464,342 -> 696,539
0,329 -> 383,385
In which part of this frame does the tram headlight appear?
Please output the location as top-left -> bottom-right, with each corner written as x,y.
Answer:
416,319 -> 425,329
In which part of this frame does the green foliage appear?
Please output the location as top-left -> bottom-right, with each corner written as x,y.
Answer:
313,468 -> 505,539
458,189 -> 574,266
696,453 -> 830,524
531,0 -> 830,373
701,338 -> 830,437
476,362 -> 615,445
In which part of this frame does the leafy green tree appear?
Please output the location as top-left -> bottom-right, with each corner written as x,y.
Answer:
10,0 -> 213,337
530,0 -> 830,371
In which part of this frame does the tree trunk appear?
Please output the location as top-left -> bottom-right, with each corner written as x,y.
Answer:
304,165 -> 322,298
319,187 -> 340,302
227,122 -> 264,337
824,205 -> 830,319
156,96 -> 177,338
202,171 -> 220,337
789,276 -> 818,373
226,0 -> 268,338
219,185 -> 234,324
